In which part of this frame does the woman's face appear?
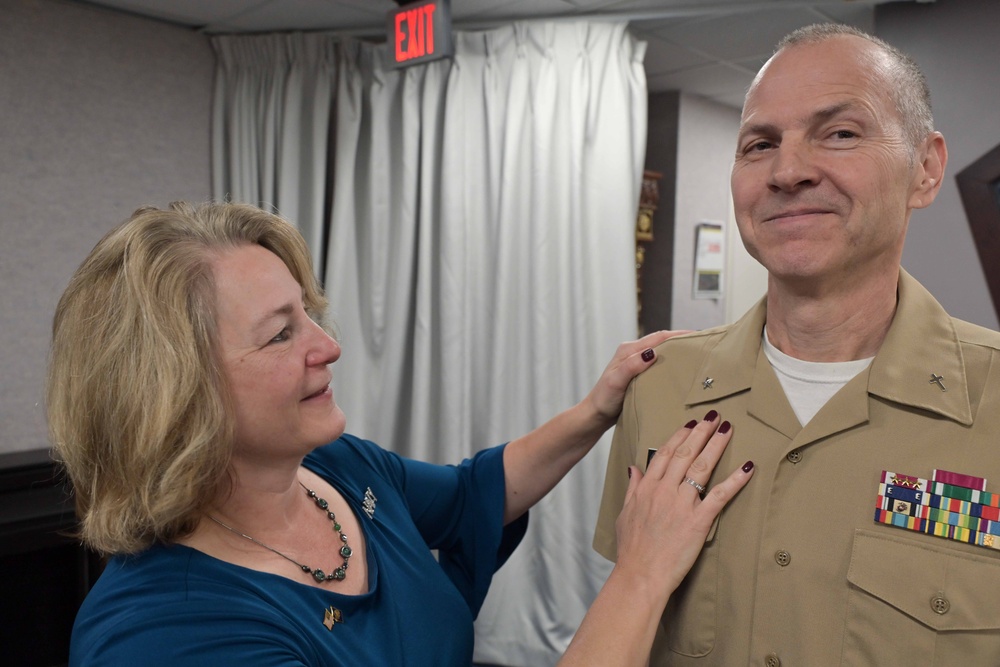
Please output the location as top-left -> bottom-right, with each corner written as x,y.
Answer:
212,243 -> 346,461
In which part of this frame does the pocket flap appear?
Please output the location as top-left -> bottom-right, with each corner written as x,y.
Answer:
848,529 -> 1000,631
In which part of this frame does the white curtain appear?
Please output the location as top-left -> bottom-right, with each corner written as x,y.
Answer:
327,23 -> 646,666
211,33 -> 337,270
213,22 -> 647,666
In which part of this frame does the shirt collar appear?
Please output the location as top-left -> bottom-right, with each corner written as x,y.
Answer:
868,269 -> 972,425
683,269 -> 972,426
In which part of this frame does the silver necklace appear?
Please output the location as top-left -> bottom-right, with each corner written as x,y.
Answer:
210,481 -> 353,583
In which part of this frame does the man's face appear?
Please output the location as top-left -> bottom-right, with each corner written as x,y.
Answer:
731,35 -> 926,288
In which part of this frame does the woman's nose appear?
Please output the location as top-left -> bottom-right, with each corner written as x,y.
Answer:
307,322 -> 341,366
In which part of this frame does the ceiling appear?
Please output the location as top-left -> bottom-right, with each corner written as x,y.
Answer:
72,0 -> 925,109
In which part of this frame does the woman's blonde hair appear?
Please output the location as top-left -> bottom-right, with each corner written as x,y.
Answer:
47,201 -> 328,555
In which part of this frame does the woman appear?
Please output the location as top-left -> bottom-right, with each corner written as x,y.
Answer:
48,202 -> 751,666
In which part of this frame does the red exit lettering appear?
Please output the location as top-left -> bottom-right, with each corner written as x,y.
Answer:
395,4 -> 436,62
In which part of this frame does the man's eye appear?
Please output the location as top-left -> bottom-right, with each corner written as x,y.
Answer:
832,129 -> 857,140
744,140 -> 773,154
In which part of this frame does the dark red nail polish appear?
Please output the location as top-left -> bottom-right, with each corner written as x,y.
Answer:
718,420 -> 731,434
641,348 -> 654,362
742,460 -> 754,473
684,419 -> 698,429
704,409 -> 718,422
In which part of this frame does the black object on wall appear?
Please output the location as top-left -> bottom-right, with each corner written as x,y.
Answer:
956,141 -> 1000,323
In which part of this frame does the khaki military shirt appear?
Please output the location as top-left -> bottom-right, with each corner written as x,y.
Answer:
595,270 -> 1000,666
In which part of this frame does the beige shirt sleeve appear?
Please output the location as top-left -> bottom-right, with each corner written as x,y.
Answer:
593,378 -> 640,562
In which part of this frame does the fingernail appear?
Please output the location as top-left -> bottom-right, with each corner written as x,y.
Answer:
684,419 -> 698,429
718,420 -> 731,434
704,409 -> 718,422
742,460 -> 754,473
641,348 -> 654,362
627,466 -> 633,478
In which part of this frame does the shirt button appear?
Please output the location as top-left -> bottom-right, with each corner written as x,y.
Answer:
765,653 -> 781,667
775,550 -> 791,567
786,450 -> 802,464
930,594 -> 951,615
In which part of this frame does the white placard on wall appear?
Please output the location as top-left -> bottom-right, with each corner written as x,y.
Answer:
693,222 -> 724,299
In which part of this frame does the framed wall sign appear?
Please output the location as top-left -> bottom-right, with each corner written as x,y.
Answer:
693,222 -> 724,299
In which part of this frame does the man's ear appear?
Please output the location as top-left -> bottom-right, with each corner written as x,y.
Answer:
909,131 -> 948,210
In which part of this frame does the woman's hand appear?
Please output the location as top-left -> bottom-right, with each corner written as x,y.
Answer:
558,414 -> 753,667
584,330 -> 690,427
500,330 -> 688,524
615,414 -> 753,594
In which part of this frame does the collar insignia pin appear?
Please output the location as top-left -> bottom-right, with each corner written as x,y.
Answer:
930,373 -> 947,392
323,606 -> 343,631
362,487 -> 377,520
702,377 -> 714,390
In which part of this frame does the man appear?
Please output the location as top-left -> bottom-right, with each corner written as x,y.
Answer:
595,23 -> 1000,666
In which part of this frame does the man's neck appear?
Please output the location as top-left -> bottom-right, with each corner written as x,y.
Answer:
764,270 -> 899,362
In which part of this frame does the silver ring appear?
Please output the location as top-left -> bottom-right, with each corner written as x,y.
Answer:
684,477 -> 707,494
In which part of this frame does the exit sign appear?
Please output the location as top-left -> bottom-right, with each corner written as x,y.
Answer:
387,0 -> 454,68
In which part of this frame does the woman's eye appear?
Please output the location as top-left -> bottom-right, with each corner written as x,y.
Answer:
270,327 -> 290,344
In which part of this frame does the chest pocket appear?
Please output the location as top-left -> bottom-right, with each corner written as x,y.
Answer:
659,523 -> 719,657
844,529 -> 1000,666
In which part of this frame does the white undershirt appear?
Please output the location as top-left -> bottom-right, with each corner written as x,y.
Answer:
762,328 -> 874,427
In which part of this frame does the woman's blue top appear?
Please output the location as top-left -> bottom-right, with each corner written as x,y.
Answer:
69,434 -> 527,666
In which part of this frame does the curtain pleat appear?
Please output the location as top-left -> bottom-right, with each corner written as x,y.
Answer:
211,33 -> 337,269
212,22 -> 646,666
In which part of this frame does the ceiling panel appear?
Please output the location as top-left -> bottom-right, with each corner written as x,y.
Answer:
78,0 -> 257,25
212,0 -> 383,33
458,0 -> 586,22
69,0 -> 913,108
637,31 -> 713,75
646,8 -> 833,62
648,61 -> 759,105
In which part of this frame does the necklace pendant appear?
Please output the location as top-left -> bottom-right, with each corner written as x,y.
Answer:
213,482 -> 354,586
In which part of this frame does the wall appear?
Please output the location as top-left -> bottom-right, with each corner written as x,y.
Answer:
671,93 -> 757,330
878,0 -> 1000,330
0,0 -> 214,455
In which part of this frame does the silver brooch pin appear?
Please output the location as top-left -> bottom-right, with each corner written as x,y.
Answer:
703,377 -> 714,389
362,487 -> 378,519
929,373 -> 947,392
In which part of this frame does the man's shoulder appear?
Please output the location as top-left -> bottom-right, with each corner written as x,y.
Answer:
655,322 -> 737,353
637,321 -> 748,389
953,317 -> 1000,351
647,320 -> 747,366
